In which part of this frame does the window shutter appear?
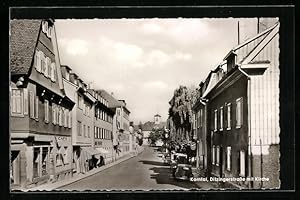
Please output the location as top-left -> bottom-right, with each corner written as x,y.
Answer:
44,100 -> 49,122
35,96 -> 39,119
240,98 -> 243,126
29,91 -> 35,118
48,58 -> 51,78
23,88 -> 28,115
52,103 -> 56,124
50,63 -> 55,82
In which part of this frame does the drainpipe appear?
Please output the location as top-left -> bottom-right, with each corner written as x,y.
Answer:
238,67 -> 254,188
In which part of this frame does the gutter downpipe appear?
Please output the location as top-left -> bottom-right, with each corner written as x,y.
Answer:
238,67 -> 254,188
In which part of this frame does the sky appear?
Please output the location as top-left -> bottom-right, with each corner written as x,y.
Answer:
55,18 -> 259,124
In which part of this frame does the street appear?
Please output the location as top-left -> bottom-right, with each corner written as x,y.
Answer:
58,147 -> 199,191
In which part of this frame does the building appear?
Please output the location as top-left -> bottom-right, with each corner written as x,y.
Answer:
61,65 -> 98,174
117,100 -> 131,156
192,62 -> 227,174
91,89 -> 115,164
137,114 -> 166,146
203,21 -> 280,189
10,19 -> 75,189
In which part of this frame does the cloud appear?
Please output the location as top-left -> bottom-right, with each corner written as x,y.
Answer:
141,22 -> 163,34
143,81 -> 168,90
59,38 -> 89,56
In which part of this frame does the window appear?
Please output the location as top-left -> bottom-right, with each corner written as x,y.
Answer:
216,146 -> 220,166
33,148 -> 40,178
212,145 -> 215,165
42,21 -> 48,33
50,63 -> 56,82
83,125 -> 86,137
63,147 -> 69,164
52,103 -> 57,125
41,53 -> 47,75
23,89 -> 28,115
227,147 -> 231,171
35,96 -> 39,120
46,57 -> 51,78
214,109 -> 218,132
58,108 -> 63,126
236,98 -> 243,128
94,127 -> 97,138
64,109 -> 68,128
77,121 -> 82,136
11,89 -> 23,116
41,147 -> 48,176
35,50 -> 41,72
47,25 -> 52,38
220,107 -> 223,131
240,150 -> 246,177
44,100 -> 49,123
68,110 -> 72,128
227,103 -> 231,130
88,126 -> 90,138
78,95 -> 83,109
29,91 -> 35,119
56,147 -> 63,166
200,109 -> 203,127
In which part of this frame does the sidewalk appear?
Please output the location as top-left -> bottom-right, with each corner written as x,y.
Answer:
24,147 -> 144,191
192,168 -> 218,190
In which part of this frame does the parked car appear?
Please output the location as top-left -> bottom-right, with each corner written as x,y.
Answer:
171,153 -> 193,180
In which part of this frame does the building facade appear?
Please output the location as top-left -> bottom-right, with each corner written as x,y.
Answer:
61,65 -> 97,174
92,90 -> 114,164
203,22 -> 280,189
10,19 -> 75,189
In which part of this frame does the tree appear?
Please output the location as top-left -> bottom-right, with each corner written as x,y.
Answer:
148,128 -> 164,146
167,85 -> 199,143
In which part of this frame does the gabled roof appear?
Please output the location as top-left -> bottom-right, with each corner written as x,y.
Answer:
223,22 -> 279,61
10,19 -> 41,75
97,89 -> 122,108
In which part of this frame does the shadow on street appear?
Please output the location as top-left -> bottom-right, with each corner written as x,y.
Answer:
148,166 -> 198,189
139,160 -> 168,166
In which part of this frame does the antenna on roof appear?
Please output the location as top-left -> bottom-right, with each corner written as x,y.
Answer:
237,21 -> 240,45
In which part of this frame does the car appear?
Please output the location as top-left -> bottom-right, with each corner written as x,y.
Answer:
171,153 -> 193,180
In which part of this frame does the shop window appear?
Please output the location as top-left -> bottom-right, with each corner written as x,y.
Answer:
216,146 -> 220,166
64,147 -> 69,164
41,147 -> 48,176
11,88 -> 23,116
56,147 -> 64,166
236,98 -> 243,128
33,148 -> 40,178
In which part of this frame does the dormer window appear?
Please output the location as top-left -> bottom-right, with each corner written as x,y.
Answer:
42,20 -> 53,39
65,71 -> 70,81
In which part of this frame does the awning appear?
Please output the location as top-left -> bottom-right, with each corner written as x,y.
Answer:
96,147 -> 110,154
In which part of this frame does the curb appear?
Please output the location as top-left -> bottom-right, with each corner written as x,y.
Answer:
24,149 -> 144,191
